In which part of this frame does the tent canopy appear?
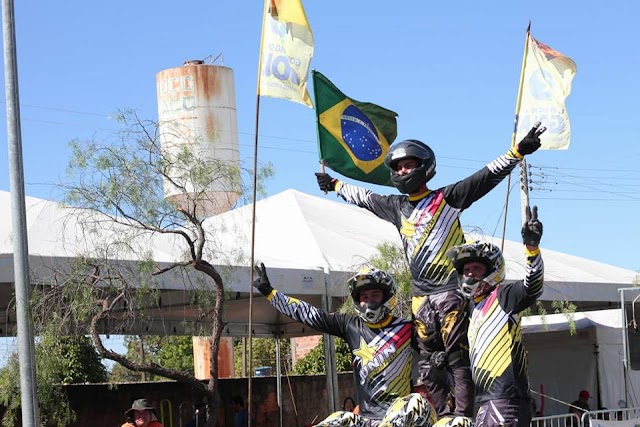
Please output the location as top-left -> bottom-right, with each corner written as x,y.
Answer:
522,308 -> 640,414
0,189 -> 637,337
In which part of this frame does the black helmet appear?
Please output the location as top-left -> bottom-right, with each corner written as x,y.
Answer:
347,268 -> 398,324
384,139 -> 436,194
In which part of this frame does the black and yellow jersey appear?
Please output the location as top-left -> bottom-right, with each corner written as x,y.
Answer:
265,289 -> 413,421
467,247 -> 544,404
335,148 -> 524,296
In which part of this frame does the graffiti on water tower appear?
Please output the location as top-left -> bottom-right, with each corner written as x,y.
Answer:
158,74 -> 196,113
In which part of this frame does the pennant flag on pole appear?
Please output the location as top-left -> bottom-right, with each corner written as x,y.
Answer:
516,35 -> 577,150
258,0 -> 314,107
313,70 -> 398,186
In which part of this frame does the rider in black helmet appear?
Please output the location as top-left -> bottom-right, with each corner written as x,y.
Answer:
384,139 -> 436,194
315,123 -> 546,421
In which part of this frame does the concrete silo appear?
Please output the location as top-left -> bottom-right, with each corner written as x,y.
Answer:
156,60 -> 240,217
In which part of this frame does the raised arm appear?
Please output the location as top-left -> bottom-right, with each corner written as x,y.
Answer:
443,123 -> 546,210
253,263 -> 348,337
521,205 -> 544,297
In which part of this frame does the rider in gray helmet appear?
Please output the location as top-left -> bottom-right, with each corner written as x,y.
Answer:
253,264 -> 435,427
315,123 -> 546,421
445,206 -> 544,427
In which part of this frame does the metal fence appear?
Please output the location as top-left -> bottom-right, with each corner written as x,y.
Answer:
531,413 -> 580,427
582,406 -> 640,424
530,407 -> 640,427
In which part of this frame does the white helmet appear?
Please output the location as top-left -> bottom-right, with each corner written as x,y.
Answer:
348,268 -> 398,324
446,241 -> 505,298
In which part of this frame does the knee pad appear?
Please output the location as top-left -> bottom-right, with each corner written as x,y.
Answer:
433,416 -> 474,427
313,411 -> 367,427
380,393 -> 436,427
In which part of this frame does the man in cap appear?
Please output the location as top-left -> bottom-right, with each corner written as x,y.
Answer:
568,390 -> 592,420
122,398 -> 164,427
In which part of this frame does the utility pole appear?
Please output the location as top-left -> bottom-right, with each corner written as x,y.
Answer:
2,0 -> 39,425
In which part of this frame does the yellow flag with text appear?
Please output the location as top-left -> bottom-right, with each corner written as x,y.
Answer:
516,35 -> 577,150
258,0 -> 314,107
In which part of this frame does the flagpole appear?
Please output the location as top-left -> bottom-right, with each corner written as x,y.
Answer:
311,70 -> 328,182
500,22 -> 531,251
247,0 -> 270,419
311,71 -> 323,166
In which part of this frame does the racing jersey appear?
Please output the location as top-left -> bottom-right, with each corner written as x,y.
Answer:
335,148 -> 524,296
265,289 -> 413,421
467,247 -> 544,404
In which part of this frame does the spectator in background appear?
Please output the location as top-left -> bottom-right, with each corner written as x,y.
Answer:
567,390 -> 591,426
232,395 -> 249,427
570,390 -> 592,413
122,399 -> 163,427
342,397 -> 356,412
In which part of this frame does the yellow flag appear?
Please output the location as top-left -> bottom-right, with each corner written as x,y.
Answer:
516,35 -> 577,150
258,0 -> 314,107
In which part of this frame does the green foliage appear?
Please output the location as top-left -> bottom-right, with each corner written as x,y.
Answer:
147,336 -> 195,373
233,337 -> 292,377
0,333 -> 107,427
292,337 -> 352,375
109,335 -> 196,382
0,355 -> 20,427
521,300 -> 578,335
337,241 -> 412,319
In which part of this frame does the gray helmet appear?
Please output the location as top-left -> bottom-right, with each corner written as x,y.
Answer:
348,268 -> 398,324
384,139 -> 436,194
445,241 -> 506,298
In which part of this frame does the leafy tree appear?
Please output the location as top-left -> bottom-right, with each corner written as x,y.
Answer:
292,337 -> 352,375
233,337 -> 291,377
109,335 -> 195,382
147,335 -> 196,374
337,241 -> 412,319
0,332 -> 107,427
29,110 -> 273,427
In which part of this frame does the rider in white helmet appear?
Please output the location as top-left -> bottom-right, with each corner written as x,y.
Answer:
445,206 -> 545,427
253,264 -> 435,427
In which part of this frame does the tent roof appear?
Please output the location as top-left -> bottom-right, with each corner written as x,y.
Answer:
0,189 -> 637,337
522,308 -> 626,334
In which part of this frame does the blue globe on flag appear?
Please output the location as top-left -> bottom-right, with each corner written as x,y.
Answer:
340,105 -> 383,161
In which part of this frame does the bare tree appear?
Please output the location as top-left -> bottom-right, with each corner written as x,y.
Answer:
34,110 -> 273,426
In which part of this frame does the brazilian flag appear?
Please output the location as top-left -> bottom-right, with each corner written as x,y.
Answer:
313,70 -> 397,186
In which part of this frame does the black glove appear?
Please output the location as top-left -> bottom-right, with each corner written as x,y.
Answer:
252,262 -> 274,296
315,172 -> 337,192
517,122 -> 547,155
430,351 -> 449,369
522,205 -> 543,246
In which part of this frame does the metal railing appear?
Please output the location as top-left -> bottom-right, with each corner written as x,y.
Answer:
582,406 -> 640,424
531,406 -> 640,427
531,413 -> 580,427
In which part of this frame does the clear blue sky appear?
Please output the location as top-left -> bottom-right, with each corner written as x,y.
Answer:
1,0 -> 639,274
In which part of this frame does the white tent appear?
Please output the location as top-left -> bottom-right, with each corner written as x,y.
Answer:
1,188 -> 638,337
523,309 -> 640,415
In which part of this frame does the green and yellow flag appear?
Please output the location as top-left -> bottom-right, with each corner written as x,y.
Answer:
313,70 -> 397,186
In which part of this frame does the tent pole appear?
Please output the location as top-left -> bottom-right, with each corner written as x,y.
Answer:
275,334 -> 283,427
620,288 -> 629,407
322,270 -> 338,414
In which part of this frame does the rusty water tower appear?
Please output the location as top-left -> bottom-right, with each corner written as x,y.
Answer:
156,59 -> 240,217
